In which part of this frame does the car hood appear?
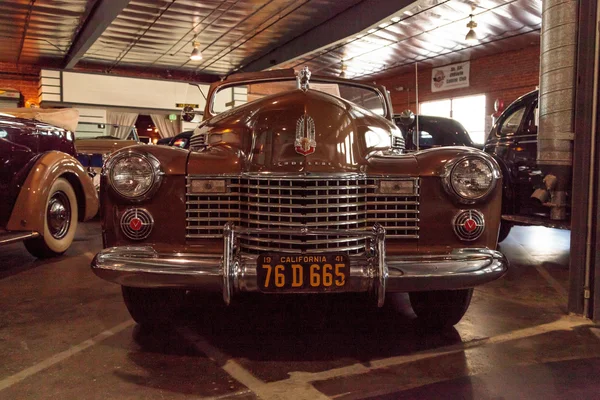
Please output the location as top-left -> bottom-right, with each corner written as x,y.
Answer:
75,139 -> 137,155
188,88 -> 411,175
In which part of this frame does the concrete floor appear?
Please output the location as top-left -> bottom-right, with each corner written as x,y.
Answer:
1,222 -> 599,399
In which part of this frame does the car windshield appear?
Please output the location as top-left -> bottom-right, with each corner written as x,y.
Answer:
212,79 -> 386,117
75,122 -> 139,141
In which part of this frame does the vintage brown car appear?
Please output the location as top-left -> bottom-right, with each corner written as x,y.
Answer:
0,109 -> 99,258
91,68 -> 507,329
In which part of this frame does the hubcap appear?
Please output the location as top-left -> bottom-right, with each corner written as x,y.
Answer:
47,191 -> 71,240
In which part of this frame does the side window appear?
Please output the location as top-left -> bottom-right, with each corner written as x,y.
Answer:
419,131 -> 435,147
499,105 -> 526,137
520,101 -> 538,136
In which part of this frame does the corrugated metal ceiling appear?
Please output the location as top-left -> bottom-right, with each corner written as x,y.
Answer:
0,0 -> 541,81
81,0 -> 363,75
0,0 -> 96,64
276,0 -> 542,79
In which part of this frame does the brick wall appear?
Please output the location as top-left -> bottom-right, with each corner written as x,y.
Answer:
0,62 -> 42,105
373,45 -> 540,133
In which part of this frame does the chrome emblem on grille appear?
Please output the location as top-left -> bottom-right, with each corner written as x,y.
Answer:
295,115 -> 316,156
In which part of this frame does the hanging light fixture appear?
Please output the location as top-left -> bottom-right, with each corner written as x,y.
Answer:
465,14 -> 478,43
189,41 -> 203,61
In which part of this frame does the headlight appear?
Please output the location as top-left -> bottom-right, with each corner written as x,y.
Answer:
106,152 -> 162,200
444,156 -> 498,202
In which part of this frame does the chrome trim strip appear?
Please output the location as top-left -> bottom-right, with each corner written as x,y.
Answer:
237,235 -> 365,245
185,200 -> 421,209
187,192 -> 420,201
372,224 -> 387,307
228,184 -> 380,190
0,231 -> 40,246
187,173 -> 419,180
237,242 -> 367,254
223,222 -> 235,305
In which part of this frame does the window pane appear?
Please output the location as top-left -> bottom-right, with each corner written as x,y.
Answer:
420,99 -> 451,118
520,101 -> 538,136
499,106 -> 526,137
452,95 -> 486,144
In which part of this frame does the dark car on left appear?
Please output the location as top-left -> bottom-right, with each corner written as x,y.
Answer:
0,109 -> 99,258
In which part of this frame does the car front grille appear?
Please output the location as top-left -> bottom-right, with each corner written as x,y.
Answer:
392,135 -> 405,149
186,176 -> 419,254
189,133 -> 206,150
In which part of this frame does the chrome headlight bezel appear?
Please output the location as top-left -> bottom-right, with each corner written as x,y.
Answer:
442,155 -> 500,204
104,151 -> 163,202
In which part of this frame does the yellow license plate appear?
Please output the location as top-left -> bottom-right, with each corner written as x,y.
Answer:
257,253 -> 349,292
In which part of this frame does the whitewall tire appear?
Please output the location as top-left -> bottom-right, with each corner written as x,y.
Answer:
25,177 -> 78,258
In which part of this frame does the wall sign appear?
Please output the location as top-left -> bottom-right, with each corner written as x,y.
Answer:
431,61 -> 470,92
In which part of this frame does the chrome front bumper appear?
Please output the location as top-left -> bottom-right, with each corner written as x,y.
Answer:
91,224 -> 508,307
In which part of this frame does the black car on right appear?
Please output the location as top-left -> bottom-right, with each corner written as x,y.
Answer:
484,90 -> 569,242
394,114 -> 478,151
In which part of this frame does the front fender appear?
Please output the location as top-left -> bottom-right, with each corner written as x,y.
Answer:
6,151 -> 99,233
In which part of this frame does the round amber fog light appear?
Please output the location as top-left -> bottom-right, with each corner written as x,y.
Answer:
120,208 -> 154,240
453,210 -> 485,241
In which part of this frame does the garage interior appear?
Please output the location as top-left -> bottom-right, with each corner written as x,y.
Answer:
1,0 -> 600,398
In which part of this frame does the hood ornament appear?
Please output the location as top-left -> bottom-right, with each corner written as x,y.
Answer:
295,114 -> 316,156
297,66 -> 311,92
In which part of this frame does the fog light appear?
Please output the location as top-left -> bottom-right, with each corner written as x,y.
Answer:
120,208 -> 154,240
453,210 -> 485,241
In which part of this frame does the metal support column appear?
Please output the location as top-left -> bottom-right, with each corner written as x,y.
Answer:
569,0 -> 599,320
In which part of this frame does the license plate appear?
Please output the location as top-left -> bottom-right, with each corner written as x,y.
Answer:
257,253 -> 349,292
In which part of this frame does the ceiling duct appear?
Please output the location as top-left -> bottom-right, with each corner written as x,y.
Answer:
537,0 -> 578,220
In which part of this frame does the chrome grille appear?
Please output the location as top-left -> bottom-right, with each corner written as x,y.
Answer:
186,176 -> 419,254
392,135 -> 405,149
189,133 -> 207,150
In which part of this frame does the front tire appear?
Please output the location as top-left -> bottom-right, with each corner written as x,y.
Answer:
24,177 -> 78,258
409,289 -> 473,329
122,286 -> 186,327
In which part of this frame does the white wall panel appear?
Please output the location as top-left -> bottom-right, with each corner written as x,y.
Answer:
59,71 -> 209,111
75,107 -> 106,123
40,70 -> 60,78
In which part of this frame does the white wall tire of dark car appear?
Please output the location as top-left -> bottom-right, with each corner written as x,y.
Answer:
409,288 -> 474,329
24,177 -> 78,258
